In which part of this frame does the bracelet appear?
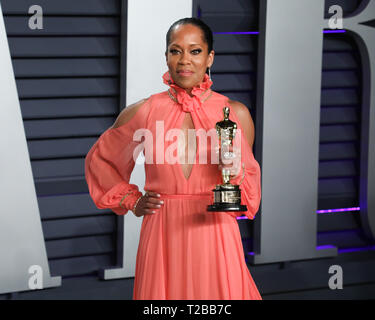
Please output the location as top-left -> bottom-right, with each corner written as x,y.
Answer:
119,191 -> 134,210
131,195 -> 143,214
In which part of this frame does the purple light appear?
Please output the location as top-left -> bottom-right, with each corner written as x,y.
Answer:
338,245 -> 375,253
213,30 -> 346,35
316,207 -> 360,214
316,245 -> 336,251
237,215 -> 249,220
323,29 -> 346,33
237,207 -> 360,219
248,246 -> 375,257
213,31 -> 259,35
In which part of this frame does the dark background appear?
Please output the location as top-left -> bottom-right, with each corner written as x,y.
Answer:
1,0 -> 374,299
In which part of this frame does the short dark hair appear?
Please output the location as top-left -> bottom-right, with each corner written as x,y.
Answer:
165,17 -> 214,54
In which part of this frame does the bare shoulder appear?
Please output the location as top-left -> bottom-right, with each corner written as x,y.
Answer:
227,99 -> 253,123
227,99 -> 255,148
111,98 -> 149,129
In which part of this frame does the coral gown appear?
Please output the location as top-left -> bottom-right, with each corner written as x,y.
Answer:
85,71 -> 262,300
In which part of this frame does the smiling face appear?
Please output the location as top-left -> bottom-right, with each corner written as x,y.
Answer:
165,24 -> 214,95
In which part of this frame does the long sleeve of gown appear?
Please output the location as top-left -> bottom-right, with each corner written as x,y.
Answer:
231,127 -> 262,220
85,99 -> 150,216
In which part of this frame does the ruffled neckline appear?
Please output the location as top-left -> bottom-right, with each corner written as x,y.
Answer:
162,71 -> 213,113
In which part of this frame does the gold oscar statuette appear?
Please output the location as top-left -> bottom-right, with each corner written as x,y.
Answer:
207,106 -> 247,212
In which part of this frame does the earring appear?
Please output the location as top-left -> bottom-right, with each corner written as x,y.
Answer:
208,67 -> 211,80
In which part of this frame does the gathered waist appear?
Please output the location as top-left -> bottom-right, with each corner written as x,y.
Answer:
158,193 -> 212,200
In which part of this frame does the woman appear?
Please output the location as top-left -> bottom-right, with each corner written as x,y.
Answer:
85,17 -> 262,300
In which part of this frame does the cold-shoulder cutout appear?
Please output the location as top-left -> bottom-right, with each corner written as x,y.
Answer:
111,97 -> 149,129
227,99 -> 255,149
